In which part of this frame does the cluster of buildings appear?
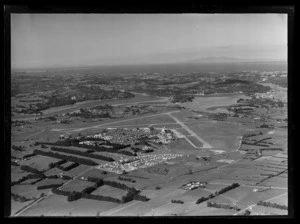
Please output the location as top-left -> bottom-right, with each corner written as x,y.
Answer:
181,181 -> 207,190
96,153 -> 183,174
82,127 -> 177,146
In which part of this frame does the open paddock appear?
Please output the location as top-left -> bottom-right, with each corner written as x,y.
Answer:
173,128 -> 191,136
187,122 -> 242,151
11,200 -> 36,216
35,178 -> 68,187
78,167 -> 116,180
11,167 -> 31,182
208,195 -> 235,205
92,185 -> 128,199
100,114 -> 176,127
251,205 -> 288,215
60,179 -> 95,192
184,187 -> 213,198
12,184 -> 50,199
152,123 -> 182,129
259,176 -> 287,188
57,164 -> 90,177
236,188 -> 287,208
186,136 -> 203,147
187,202 -> 236,216
167,138 -> 200,154
18,193 -> 119,216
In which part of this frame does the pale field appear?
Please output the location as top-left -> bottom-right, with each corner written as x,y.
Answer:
19,194 -> 119,216
179,94 -> 249,113
92,185 -> 128,199
12,184 -> 50,199
60,179 -> 95,192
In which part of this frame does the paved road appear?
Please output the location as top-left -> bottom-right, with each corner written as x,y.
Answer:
167,112 -> 213,149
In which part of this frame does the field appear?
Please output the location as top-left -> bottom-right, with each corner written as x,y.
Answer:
21,155 -> 61,171
92,185 -> 128,199
179,94 -> 247,112
186,136 -> 203,147
10,71 -> 288,217
78,168 -> 116,180
60,179 -> 95,192
12,184 -> 51,199
18,194 -> 119,216
167,139 -> 201,154
101,114 -> 176,127
186,122 -> 242,151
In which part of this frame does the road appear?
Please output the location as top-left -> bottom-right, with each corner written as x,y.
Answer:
167,112 -> 213,149
51,110 -> 180,133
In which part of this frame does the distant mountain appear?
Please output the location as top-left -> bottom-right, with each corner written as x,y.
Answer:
185,57 -> 287,63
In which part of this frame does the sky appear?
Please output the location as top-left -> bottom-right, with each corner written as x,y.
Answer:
11,14 -> 287,69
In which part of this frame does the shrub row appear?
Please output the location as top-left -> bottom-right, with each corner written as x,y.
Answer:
257,201 -> 288,210
11,161 -> 19,166
23,153 -> 36,159
74,142 -> 134,156
37,139 -> 135,156
196,183 -> 240,204
51,177 -> 149,204
11,193 -> 31,202
259,148 -> 283,151
216,183 -> 240,195
48,160 -> 67,169
20,165 -> 44,174
12,145 -> 25,151
171,200 -> 184,204
50,146 -> 114,162
33,149 -> 98,166
207,202 -> 241,211
37,183 -> 63,190
11,173 -> 45,186
118,176 -> 136,183
30,177 -> 46,185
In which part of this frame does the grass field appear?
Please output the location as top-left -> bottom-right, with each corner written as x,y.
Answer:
179,94 -> 245,112
12,184 -> 50,199
186,122 -> 242,151
19,194 -> 119,216
101,114 -> 176,127
78,168 -> 116,180
92,185 -> 128,199
60,179 -> 95,192
167,139 -> 200,154
186,136 -> 203,147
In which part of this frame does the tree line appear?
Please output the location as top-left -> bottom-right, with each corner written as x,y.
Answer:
257,201 -> 288,210
207,202 -> 241,211
36,139 -> 135,157
50,146 -> 115,162
196,183 -> 240,204
37,183 -> 63,190
51,177 -> 149,204
11,173 -> 45,186
33,149 -> 98,166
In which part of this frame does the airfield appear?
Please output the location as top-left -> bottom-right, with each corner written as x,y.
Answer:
11,82 -> 288,217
